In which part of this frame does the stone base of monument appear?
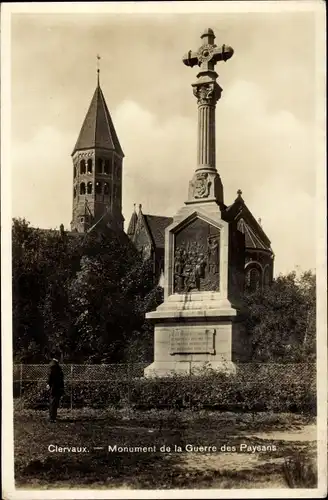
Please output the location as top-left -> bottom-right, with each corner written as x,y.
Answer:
144,296 -> 249,378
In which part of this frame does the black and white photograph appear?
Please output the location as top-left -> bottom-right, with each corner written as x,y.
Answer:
1,1 -> 326,498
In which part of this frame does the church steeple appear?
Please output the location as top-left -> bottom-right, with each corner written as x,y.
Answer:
72,84 -> 124,157
71,73 -> 124,233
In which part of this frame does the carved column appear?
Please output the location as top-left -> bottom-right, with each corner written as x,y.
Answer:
187,80 -> 224,205
193,82 -> 222,171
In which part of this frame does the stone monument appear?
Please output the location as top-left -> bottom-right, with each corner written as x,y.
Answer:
144,29 -> 249,377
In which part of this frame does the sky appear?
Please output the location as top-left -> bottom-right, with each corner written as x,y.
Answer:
9,3 -> 324,276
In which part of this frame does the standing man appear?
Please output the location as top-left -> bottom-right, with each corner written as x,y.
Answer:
47,352 -> 64,423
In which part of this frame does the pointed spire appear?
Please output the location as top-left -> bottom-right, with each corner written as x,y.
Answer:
72,75 -> 124,157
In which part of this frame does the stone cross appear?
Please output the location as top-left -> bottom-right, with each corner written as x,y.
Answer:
183,29 -> 234,172
183,28 -> 234,73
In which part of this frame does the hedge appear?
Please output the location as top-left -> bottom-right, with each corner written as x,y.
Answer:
18,365 -> 316,415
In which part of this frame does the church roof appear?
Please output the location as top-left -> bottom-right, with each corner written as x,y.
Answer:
127,208 -> 138,237
224,191 -> 272,253
143,215 -> 173,248
127,193 -> 272,254
86,208 -> 124,234
72,83 -> 124,157
127,208 -> 173,249
237,218 -> 271,252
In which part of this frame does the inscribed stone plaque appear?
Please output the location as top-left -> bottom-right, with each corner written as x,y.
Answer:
170,328 -> 216,354
174,218 -> 221,293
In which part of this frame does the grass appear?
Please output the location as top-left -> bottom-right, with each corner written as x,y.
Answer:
283,452 -> 317,488
14,407 -> 317,489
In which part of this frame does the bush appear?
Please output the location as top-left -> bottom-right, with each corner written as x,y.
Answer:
130,366 -> 316,414
20,379 -> 128,410
283,452 -> 317,487
19,364 -> 316,415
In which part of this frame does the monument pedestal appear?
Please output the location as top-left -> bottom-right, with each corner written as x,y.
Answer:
144,316 -> 245,378
144,202 -> 250,378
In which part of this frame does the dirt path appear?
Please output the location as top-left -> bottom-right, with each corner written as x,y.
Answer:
247,424 -> 316,442
177,423 -> 316,480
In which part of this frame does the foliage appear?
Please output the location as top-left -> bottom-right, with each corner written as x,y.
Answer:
12,218 -> 161,363
244,270 -> 316,362
20,364 -> 316,415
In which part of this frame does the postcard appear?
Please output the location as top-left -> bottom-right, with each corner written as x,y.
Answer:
1,1 -> 326,499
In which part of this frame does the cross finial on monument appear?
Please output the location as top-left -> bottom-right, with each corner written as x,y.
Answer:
183,28 -> 234,74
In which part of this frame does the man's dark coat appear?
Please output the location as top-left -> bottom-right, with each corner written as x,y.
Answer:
48,360 -> 64,396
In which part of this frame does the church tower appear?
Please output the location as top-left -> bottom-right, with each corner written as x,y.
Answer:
71,70 -> 124,233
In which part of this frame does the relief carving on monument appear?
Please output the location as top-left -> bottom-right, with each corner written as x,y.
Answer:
174,218 -> 220,293
192,172 -> 211,199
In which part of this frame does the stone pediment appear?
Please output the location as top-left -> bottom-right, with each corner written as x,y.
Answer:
166,205 -> 226,236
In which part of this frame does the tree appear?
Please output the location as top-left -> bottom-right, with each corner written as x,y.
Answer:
12,218 -> 161,363
123,284 -> 164,363
12,218 -> 49,361
244,270 -> 316,362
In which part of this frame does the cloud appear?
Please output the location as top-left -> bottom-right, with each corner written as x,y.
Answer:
113,100 -> 196,218
12,126 -> 75,229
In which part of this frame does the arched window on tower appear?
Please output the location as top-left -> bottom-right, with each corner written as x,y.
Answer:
246,267 -> 261,293
87,159 -> 93,174
95,182 -> 102,194
104,182 -> 109,195
96,158 -> 103,174
73,186 -> 77,198
73,165 -> 77,179
87,182 -> 93,194
80,160 -> 86,175
104,159 -> 110,175
80,182 -> 86,195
